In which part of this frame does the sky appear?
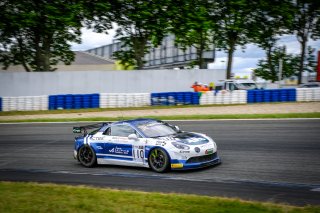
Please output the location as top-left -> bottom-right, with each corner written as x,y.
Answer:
71,28 -> 320,77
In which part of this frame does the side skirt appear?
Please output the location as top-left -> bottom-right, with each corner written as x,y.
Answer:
97,158 -> 150,168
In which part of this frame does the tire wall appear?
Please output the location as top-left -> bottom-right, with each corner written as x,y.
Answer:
0,88 -> 319,111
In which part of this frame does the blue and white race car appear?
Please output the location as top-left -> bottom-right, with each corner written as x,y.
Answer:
73,118 -> 221,172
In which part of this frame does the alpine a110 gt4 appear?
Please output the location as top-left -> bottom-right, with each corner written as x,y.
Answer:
73,118 -> 221,172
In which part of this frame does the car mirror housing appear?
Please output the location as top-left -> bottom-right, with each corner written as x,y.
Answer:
128,134 -> 138,140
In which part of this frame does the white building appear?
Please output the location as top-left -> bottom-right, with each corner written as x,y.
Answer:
86,35 -> 215,69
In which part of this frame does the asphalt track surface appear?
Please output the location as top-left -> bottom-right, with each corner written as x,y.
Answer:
0,120 -> 319,206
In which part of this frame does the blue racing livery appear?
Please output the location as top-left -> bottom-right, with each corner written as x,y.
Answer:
73,118 -> 221,172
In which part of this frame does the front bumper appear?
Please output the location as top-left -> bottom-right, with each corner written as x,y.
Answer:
171,152 -> 221,170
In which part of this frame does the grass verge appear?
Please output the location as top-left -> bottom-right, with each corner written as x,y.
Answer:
0,113 -> 320,123
0,182 -> 319,213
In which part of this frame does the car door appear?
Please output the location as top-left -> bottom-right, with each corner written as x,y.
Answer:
102,124 -> 145,166
131,134 -> 146,166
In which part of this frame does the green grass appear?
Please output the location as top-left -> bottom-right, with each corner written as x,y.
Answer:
0,182 -> 319,213
0,112 -> 319,123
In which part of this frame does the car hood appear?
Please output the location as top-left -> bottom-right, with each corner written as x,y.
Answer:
156,132 -> 209,145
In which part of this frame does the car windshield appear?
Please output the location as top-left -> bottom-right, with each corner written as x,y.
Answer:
236,83 -> 258,90
136,121 -> 178,138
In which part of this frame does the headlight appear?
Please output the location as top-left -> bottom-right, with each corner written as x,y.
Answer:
172,142 -> 190,150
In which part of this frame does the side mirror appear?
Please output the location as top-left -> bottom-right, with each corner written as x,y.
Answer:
174,125 -> 180,132
128,134 -> 138,140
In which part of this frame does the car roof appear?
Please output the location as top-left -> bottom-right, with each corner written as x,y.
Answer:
223,79 -> 256,84
112,118 -> 160,127
299,82 -> 320,87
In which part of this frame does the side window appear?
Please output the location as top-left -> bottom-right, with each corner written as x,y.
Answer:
103,127 -> 111,135
229,83 -> 236,91
110,125 -> 136,137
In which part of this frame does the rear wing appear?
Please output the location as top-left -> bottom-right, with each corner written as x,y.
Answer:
73,122 -> 111,135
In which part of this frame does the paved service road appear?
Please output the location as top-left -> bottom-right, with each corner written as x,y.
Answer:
0,120 -> 319,206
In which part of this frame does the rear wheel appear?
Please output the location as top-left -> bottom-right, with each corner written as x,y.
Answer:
148,148 -> 170,173
78,145 -> 96,167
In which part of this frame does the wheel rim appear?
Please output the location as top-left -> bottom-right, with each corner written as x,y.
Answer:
79,146 -> 93,165
150,149 -> 166,169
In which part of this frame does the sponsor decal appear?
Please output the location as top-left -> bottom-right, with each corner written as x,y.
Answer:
179,150 -> 190,154
194,147 -> 200,153
159,137 -> 175,141
111,136 -> 129,142
91,137 -> 104,141
96,146 -> 103,150
205,148 -> 214,155
108,146 -> 130,155
155,141 -> 166,146
171,163 -> 183,169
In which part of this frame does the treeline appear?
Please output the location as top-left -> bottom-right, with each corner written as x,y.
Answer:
0,0 -> 319,83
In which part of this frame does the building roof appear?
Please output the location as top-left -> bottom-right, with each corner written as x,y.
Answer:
69,51 -> 114,65
0,51 -> 115,72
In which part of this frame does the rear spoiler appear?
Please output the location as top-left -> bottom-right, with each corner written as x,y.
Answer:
73,122 -> 111,135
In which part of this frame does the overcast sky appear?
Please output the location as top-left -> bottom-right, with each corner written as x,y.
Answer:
71,28 -> 320,76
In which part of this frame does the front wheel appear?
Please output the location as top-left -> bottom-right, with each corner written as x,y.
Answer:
78,145 -> 96,167
148,148 -> 170,173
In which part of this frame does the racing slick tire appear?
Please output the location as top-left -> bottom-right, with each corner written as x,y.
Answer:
78,145 -> 97,167
148,148 -> 170,173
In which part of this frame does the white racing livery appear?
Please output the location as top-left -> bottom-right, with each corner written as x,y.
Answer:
73,118 -> 221,172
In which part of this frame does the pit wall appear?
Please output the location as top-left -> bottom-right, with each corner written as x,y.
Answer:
0,88 -> 319,112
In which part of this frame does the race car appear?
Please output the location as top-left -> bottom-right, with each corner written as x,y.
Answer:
73,118 -> 221,172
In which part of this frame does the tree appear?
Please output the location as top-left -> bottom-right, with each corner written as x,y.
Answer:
250,0 -> 293,79
169,0 -> 214,69
290,0 -> 320,84
0,0 -> 84,71
304,46 -> 318,73
110,0 -> 169,69
82,1 -> 116,37
209,0 -> 265,79
253,46 -> 317,82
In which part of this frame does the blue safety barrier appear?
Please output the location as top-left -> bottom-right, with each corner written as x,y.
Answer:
65,94 -> 73,109
0,97 -> 2,111
48,93 -> 100,110
247,89 -> 297,103
151,92 -> 200,106
247,90 -> 255,103
288,89 -> 296,102
271,89 -> 279,102
91,94 -> 100,108
48,95 -> 57,110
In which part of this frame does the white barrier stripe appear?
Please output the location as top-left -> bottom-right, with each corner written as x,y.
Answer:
100,93 -> 151,108
200,90 -> 247,105
1,95 -> 48,111
296,88 -> 320,102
